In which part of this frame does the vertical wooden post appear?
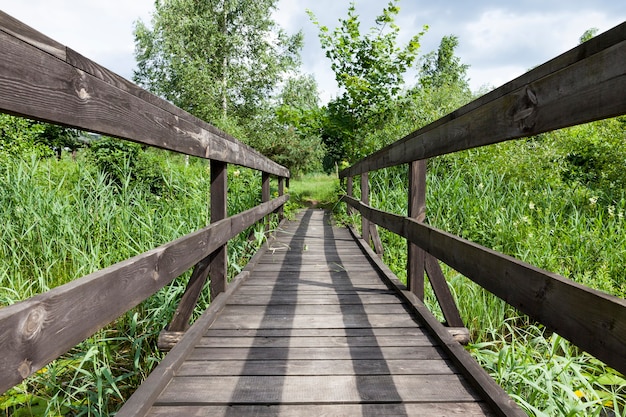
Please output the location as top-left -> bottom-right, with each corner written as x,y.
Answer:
408,160 -> 427,300
346,176 -> 354,216
209,160 -> 227,300
361,173 -> 370,245
262,172 -> 271,232
277,176 -> 285,222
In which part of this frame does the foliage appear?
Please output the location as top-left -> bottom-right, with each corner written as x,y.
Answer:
308,1 -> 427,167
0,115 -> 51,158
133,0 -> 303,125
419,35 -> 470,91
0,151 -> 274,416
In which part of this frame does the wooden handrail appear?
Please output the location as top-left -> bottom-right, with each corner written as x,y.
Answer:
339,21 -> 626,376
0,10 -> 288,177
0,195 -> 288,392
344,196 -> 626,375
339,22 -> 626,178
0,11 -> 291,394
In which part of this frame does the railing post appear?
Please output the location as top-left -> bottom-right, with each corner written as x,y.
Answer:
209,160 -> 228,299
346,176 -> 354,216
408,160 -> 426,299
277,176 -> 285,221
262,172 -> 271,232
360,173 -> 370,245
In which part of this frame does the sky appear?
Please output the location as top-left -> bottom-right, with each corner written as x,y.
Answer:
1,1 -> 624,104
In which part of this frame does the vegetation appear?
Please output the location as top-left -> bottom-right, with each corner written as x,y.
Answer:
0,0 -> 624,415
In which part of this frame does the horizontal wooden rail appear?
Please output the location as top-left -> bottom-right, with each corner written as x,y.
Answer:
0,195 -> 288,393
343,196 -> 626,376
0,10 -> 288,177
340,22 -> 626,178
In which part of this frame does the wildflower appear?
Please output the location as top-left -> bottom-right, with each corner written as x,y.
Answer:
608,205 -> 615,217
521,215 -> 530,224
574,389 -> 585,399
233,170 -> 241,177
529,202 -> 535,210
589,196 -> 598,205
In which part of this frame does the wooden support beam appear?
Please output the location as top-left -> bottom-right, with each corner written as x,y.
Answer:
277,177 -> 285,222
360,173 -> 370,245
262,172 -> 271,233
209,160 -> 227,300
407,160 -> 426,300
346,177 -> 354,216
343,195 -> 626,376
339,22 -> 626,178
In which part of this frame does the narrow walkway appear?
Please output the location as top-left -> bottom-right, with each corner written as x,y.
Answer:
145,209 -> 496,416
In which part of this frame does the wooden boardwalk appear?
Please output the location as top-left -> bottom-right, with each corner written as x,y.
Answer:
136,209 -> 499,416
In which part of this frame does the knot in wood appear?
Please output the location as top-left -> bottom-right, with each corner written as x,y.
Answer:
21,306 -> 46,340
511,87 -> 538,132
73,69 -> 92,101
17,359 -> 32,379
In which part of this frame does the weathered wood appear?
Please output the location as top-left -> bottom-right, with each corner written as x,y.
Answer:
147,403 -> 495,417
210,161 -> 228,299
156,331 -> 186,352
340,22 -> 626,178
0,13 -> 288,177
196,334 -> 433,348
177,358 -> 454,376
115,270 -> 251,417
277,177 -> 285,221
369,223 -> 384,256
425,254 -> 465,328
348,224 -> 525,416
163,256 -> 211,334
360,173 -> 370,245
346,176 -> 354,216
408,160 -> 426,299
344,196 -> 626,377
155,374 -> 480,405
0,196 -> 287,393
262,172 -> 271,232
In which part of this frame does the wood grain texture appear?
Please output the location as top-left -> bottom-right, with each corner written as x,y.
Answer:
344,196 -> 626,376
340,22 -> 626,178
0,13 -> 288,176
135,209 -> 499,416
0,196 -> 287,392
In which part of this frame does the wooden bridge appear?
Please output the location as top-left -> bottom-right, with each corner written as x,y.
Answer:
1,11 -> 625,416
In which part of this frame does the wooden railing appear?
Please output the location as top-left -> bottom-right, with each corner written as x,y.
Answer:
0,11 -> 289,393
340,21 -> 626,376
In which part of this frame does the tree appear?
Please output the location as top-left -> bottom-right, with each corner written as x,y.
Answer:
308,1 -> 427,167
134,0 -> 303,127
419,35 -> 469,91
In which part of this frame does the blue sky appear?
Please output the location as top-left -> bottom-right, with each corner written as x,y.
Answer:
1,1 -> 624,103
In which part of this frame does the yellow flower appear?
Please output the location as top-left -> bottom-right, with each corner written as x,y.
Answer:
574,389 -> 585,399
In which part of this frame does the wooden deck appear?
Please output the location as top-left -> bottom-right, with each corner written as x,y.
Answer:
125,208 -> 505,416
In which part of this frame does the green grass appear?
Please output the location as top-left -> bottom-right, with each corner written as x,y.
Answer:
286,173 -> 340,210
0,152 -> 274,416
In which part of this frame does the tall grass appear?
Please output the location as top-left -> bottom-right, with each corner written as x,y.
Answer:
0,152 -> 272,416
356,139 -> 626,416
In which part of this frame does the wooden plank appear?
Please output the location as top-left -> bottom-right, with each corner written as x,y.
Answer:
340,22 -> 626,177
226,293 -> 400,305
204,327 -> 426,338
0,15 -> 288,176
219,304 -> 409,316
344,196 -> 626,376
155,374 -> 481,405
177,358 -> 455,376
115,269 -> 251,417
147,403 -> 495,417
165,256 -> 211,333
424,254 -> 465,328
210,160 -> 228,298
0,196 -> 287,393
196,334 -> 433,348
360,173 -> 370,244
262,172 -> 271,232
188,346 -> 445,361
0,11 -> 65,59
207,313 -> 421,330
408,160 -> 426,299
